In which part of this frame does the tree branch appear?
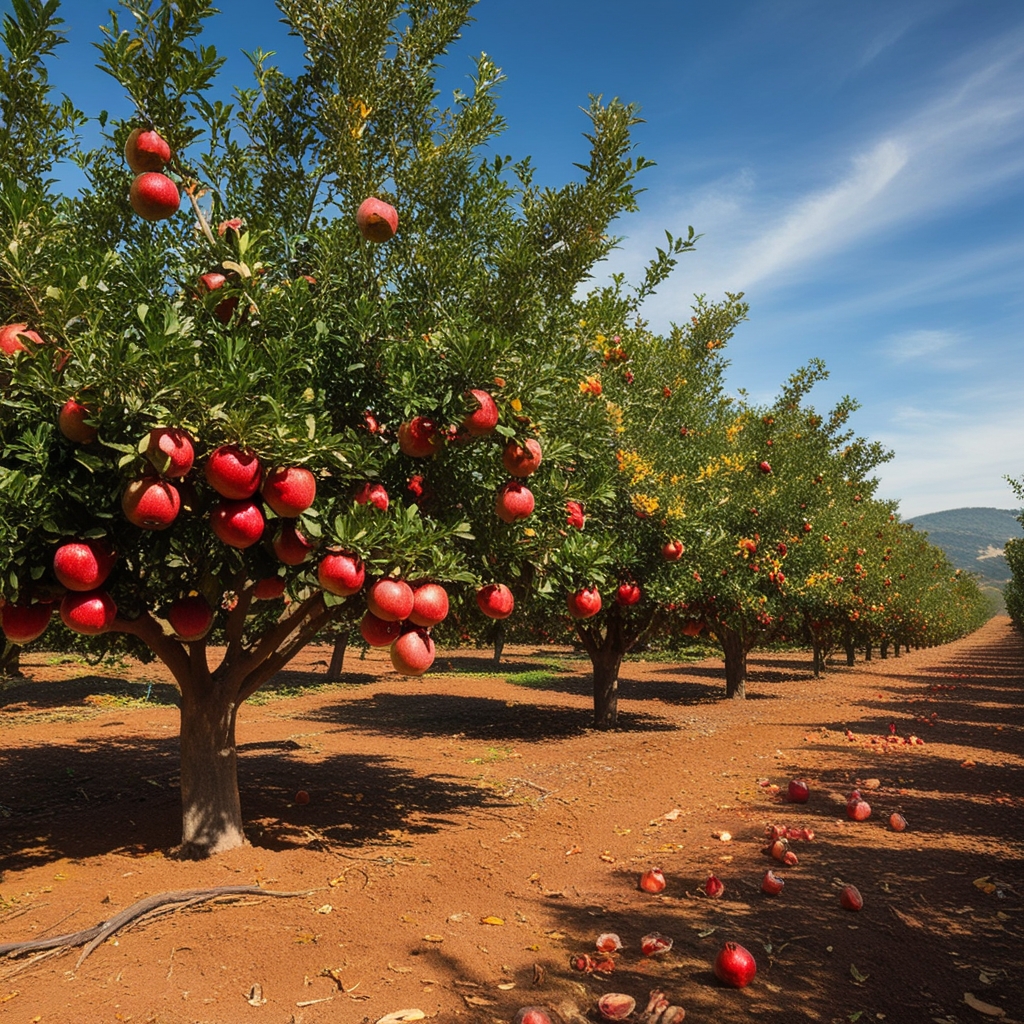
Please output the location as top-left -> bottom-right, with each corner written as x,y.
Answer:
237,602 -> 339,702
112,612 -> 190,690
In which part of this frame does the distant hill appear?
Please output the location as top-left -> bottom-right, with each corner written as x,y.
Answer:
905,507 -> 1022,588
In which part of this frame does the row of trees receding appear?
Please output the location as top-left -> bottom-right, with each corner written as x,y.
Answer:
0,0 -> 990,856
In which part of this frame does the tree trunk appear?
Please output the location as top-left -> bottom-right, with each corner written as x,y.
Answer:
720,627 -> 748,699
811,639 -> 822,678
591,644 -> 624,730
492,621 -> 506,668
865,643 -> 872,661
177,685 -> 245,859
326,630 -> 348,680
575,605 -> 639,729
893,641 -> 901,658
844,636 -> 855,666
880,640 -> 889,659
0,643 -> 21,676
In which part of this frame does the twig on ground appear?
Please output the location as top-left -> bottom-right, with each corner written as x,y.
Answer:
0,886 -> 312,969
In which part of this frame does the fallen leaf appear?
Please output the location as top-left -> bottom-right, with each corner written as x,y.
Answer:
480,916 -> 505,926
497,982 -> 516,990
697,927 -> 717,938
533,963 -> 546,985
422,934 -> 444,943
599,853 -> 615,863
565,845 -> 582,856
315,904 -> 333,914
464,995 -> 497,1007
963,993 -> 1005,1017
850,964 -> 869,983
388,963 -> 413,974
544,930 -> 567,939
247,983 -> 267,1006
663,808 -> 682,820
375,1011 -> 426,1024
294,931 -> 316,944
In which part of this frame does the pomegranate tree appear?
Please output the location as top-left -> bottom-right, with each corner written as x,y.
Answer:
0,0 -> 676,857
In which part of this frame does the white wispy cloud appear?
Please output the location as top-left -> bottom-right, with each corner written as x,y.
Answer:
882,328 -> 974,368
610,26 -> 1024,316
872,396 -> 1024,517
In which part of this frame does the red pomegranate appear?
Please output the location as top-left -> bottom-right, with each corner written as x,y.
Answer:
398,416 -> 442,458
502,438 -> 542,477
124,127 -> 171,172
360,611 -> 403,647
167,595 -> 214,641
390,627 -> 436,676
477,583 -> 514,619
615,582 -> 641,606
0,323 -> 43,356
367,579 -> 415,622
122,477 -> 181,529
144,427 -> 194,478
60,590 -> 117,635
408,583 -> 449,627
713,941 -> 756,988
129,171 -> 180,221
272,523 -> 314,565
354,481 -> 389,510
210,499 -> 265,548
261,466 -> 316,517
496,481 -> 534,523
661,539 -> 684,561
567,586 -> 601,620
53,539 -> 117,592
318,552 -> 365,597
205,445 -> 262,499
463,389 -> 499,436
58,398 -> 98,444
253,577 -> 286,601
1,602 -> 53,644
356,196 -> 398,242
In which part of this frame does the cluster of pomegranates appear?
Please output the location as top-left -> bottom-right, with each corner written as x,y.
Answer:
124,128 -> 180,221
353,577 -> 447,676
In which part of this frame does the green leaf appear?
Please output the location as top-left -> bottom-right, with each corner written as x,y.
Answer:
850,964 -> 869,983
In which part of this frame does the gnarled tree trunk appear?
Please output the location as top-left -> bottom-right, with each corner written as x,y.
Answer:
492,620 -> 506,668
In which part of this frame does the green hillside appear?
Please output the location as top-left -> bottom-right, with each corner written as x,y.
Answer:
906,507 -> 1022,591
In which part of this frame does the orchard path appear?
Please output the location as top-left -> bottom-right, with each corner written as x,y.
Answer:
0,617 -> 1021,1023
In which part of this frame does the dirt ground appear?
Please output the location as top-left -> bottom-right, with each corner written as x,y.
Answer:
0,617 -> 1021,1024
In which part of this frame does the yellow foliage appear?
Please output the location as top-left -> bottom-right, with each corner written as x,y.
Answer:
632,492 -> 659,516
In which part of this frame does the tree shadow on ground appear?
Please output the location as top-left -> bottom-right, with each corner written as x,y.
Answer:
305,690 -> 679,740
0,735 -> 512,874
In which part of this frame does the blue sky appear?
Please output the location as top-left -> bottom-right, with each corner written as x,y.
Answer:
7,0 -> 1023,517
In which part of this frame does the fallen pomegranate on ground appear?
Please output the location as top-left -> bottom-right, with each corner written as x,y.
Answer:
762,870 -> 785,895
639,867 -> 666,893
512,1008 -> 553,1024
840,884 -> 863,911
704,873 -> 725,898
714,941 -> 756,987
597,993 -> 635,1021
847,797 -> 872,821
788,778 -> 810,802
640,932 -> 673,956
890,812 -> 908,832
595,933 -> 622,952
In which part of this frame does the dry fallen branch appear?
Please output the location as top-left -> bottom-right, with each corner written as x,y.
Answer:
0,886 -> 312,969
